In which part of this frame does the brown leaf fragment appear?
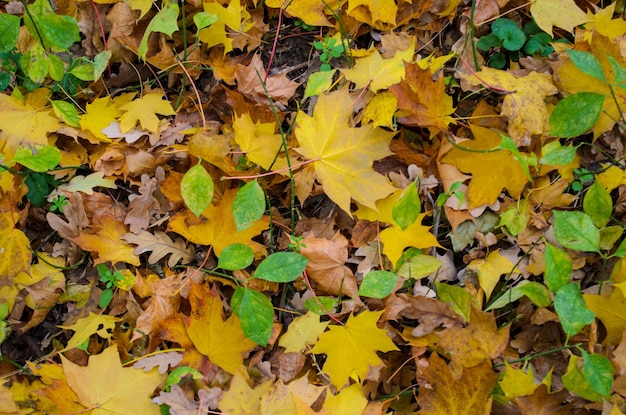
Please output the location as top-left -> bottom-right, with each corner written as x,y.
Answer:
122,231 -> 194,267
125,175 -> 162,234
299,232 -> 359,298
382,293 -> 464,337
514,384 -> 571,415
417,352 -> 498,415
46,192 -> 89,239
234,54 -> 299,107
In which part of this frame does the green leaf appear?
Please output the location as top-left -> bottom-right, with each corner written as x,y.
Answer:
304,70 -> 336,99
581,350 -> 614,398
544,243 -> 571,293
180,163 -> 214,217
13,145 -> 61,172
358,270 -> 398,299
164,366 -> 202,391
549,92 -> 604,138
392,182 -> 421,230
37,14 -> 80,50
50,100 -> 81,128
138,1 -> 180,60
99,288 -> 114,309
193,12 -> 218,30
498,199 -> 530,236
217,243 -> 254,271
491,18 -> 526,51
304,296 -> 338,315
93,50 -> 111,81
395,249 -> 441,280
524,33 -> 553,55
563,354 -> 609,402
20,46 -> 48,84
540,142 -> 576,166
554,283 -> 595,338
613,237 -> 626,258
232,180 -> 265,232
232,287 -> 273,346
553,210 -> 600,253
69,64 -> 95,81
583,181 -> 612,228
435,282 -> 471,322
25,173 -> 52,206
609,56 -> 626,89
58,171 -> 117,194
600,226 -> 623,251
253,252 -> 308,283
566,49 -> 606,82
486,281 -> 551,311
47,54 -> 65,81
0,15 -> 20,54
476,33 -> 502,51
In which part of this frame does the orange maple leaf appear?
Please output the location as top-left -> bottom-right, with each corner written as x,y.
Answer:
168,187 -> 269,257
441,125 -> 530,208
390,62 -> 455,134
310,310 -> 398,388
185,283 -> 256,374
72,215 -> 140,266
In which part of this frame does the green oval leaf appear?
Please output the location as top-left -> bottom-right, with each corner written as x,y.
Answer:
253,252 -> 308,283
232,287 -> 273,346
304,70 -> 335,98
13,145 -> 61,172
435,282 -> 471,321
181,163 -> 214,217
50,100 -> 81,128
566,49 -> 606,82
583,181 -> 612,228
358,270 -> 398,299
218,243 -> 254,271
549,92 -> 604,138
232,180 -> 265,232
392,182 -> 420,230
553,210 -> 600,253
0,14 -> 20,54
554,283 -> 595,338
544,243 -> 572,293
304,296 -> 338,315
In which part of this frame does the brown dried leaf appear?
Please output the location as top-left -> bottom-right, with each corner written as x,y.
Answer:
234,54 -> 299,107
125,175 -> 162,234
122,231 -> 194,267
382,294 -> 464,337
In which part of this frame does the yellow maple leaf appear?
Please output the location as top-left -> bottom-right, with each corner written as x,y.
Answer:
199,0 -> 253,53
379,213 -> 441,268
28,363 -> 84,414
79,93 -> 135,142
463,68 -> 557,145
294,88 -> 396,214
72,215 -> 141,266
310,310 -> 398,388
417,352 -> 499,415
530,0 -> 588,37
62,345 -> 163,415
0,88 -> 59,160
118,93 -> 176,133
354,188 -> 402,224
278,311 -> 329,353
441,125 -> 530,208
498,362 -> 541,401
265,0 -> 337,26
390,61 -> 456,134
233,113 -> 288,171
218,371 -> 273,414
59,312 -> 121,352
168,188 -> 269,257
342,39 -> 414,92
0,212 -> 31,283
363,90 -> 398,129
584,2 -> 626,41
584,287 -> 626,346
468,249 -> 518,300
185,283 -> 256,374
260,375 -> 326,415
347,0 -> 398,30
322,383 -> 367,414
